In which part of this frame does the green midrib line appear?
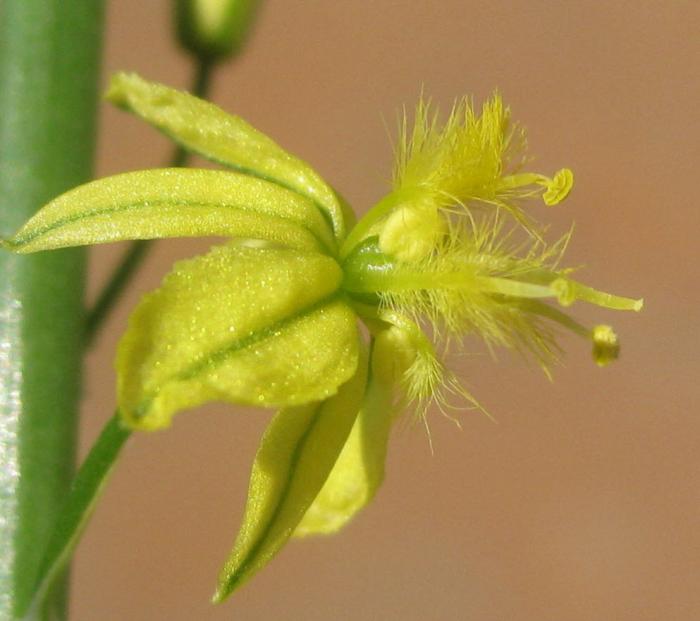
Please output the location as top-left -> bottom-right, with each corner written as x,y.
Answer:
6,197 -> 335,256
217,401 -> 325,598
152,123 -> 342,240
211,158 -> 340,238
134,290 -> 345,421
217,340 -> 374,599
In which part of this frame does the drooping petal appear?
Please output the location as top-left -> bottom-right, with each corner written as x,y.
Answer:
294,309 -> 460,537
116,245 -> 359,430
106,72 -> 346,241
293,372 -> 393,537
2,168 -> 336,255
213,347 -> 369,602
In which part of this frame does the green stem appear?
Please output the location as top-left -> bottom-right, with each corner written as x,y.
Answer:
84,59 -> 215,346
0,2 -> 105,620
84,240 -> 151,347
22,416 -> 131,620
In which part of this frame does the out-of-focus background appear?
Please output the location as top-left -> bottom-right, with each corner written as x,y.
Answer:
74,2 -> 698,619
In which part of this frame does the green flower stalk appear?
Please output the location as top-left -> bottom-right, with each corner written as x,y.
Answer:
1,73 -> 642,604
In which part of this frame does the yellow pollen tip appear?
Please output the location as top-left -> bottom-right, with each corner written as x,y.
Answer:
542,168 -> 574,206
592,324 -> 620,367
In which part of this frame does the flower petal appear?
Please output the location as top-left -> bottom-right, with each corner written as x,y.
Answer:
293,370 -> 393,537
106,72 -> 346,241
213,348 -> 369,602
116,245 -> 358,430
2,168 -> 335,255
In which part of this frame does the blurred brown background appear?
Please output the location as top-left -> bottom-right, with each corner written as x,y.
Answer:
74,1 -> 698,619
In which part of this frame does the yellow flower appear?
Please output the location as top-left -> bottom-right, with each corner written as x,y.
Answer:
2,73 -> 642,602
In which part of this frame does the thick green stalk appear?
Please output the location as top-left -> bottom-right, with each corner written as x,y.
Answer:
0,2 -> 105,619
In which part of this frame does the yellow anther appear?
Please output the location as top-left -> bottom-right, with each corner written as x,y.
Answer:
592,324 -> 620,366
541,168 -> 574,206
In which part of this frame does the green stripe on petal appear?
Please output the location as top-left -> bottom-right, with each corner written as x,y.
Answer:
2,168 -> 336,255
116,245 -> 359,430
294,369 -> 393,537
213,347 -> 369,602
106,72 -> 346,241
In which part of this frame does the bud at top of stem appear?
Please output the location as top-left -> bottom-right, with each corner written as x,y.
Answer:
175,0 -> 260,62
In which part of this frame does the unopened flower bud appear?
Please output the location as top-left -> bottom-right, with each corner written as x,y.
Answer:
175,0 -> 260,62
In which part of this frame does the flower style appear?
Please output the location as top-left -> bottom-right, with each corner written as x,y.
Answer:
1,73 -> 642,602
